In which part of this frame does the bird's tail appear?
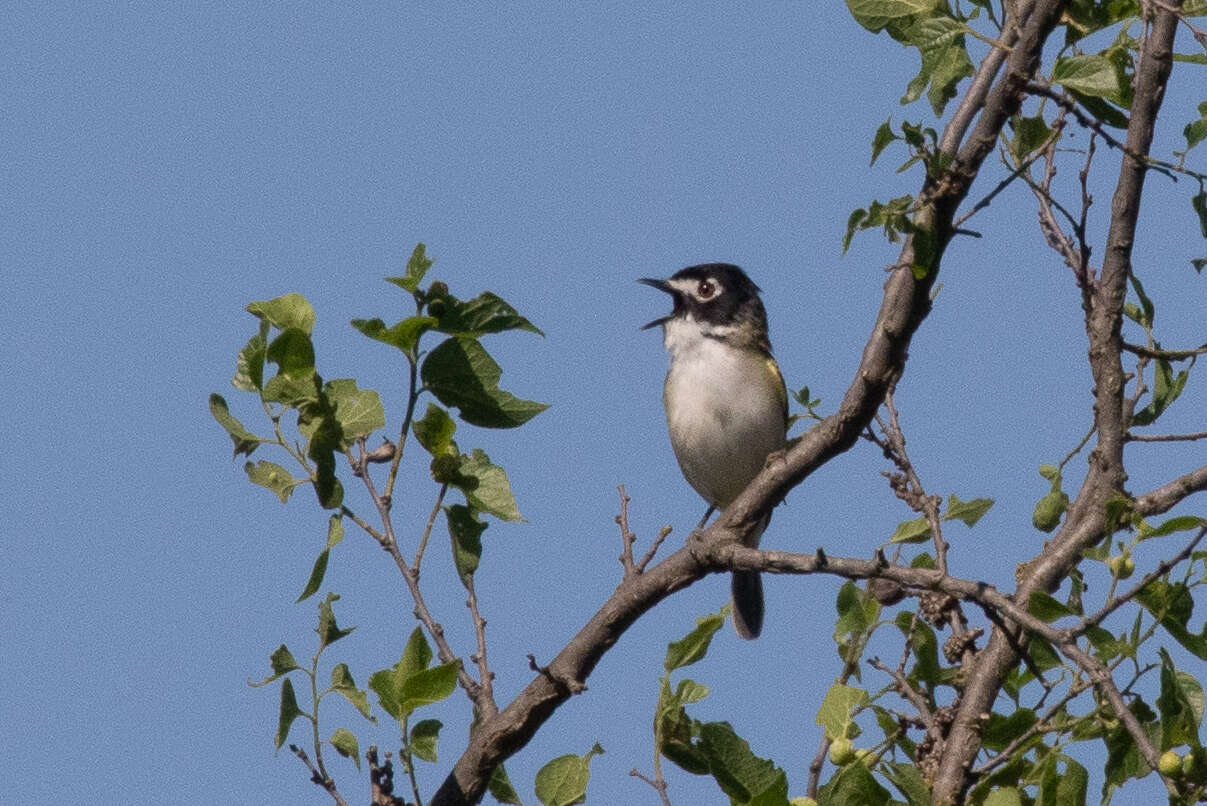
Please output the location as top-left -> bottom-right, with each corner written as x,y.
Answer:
731,570 -> 764,639
731,513 -> 769,640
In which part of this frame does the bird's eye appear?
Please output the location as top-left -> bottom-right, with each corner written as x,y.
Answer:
697,279 -> 716,299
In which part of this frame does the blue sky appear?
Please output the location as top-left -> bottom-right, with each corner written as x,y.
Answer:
4,3 -> 1206,804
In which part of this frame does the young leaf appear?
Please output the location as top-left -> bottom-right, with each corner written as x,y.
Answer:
329,727 -> 361,770
1139,515 -> 1206,541
890,515 -> 932,543
297,515 -> 345,603
399,660 -> 460,717
324,379 -> 385,447
210,394 -> 262,457
247,292 -> 316,335
421,337 -> 548,429
446,504 -> 486,584
1053,54 -> 1127,105
1157,647 -> 1205,749
1027,590 -> 1073,622
414,403 -> 458,457
250,644 -> 301,686
330,663 -> 374,722
232,323 -> 269,392
369,628 -> 435,720
244,460 -> 302,504
453,449 -> 523,521
488,763 -> 523,806
316,592 -> 355,651
386,242 -> 433,293
944,494 -> 994,527
275,678 -> 304,749
816,683 -> 870,740
534,744 -> 604,806
351,315 -> 438,355
871,119 -> 898,165
410,718 -> 443,763
665,609 -> 727,672
697,721 -> 788,804
433,291 -> 544,337
1009,115 -> 1053,159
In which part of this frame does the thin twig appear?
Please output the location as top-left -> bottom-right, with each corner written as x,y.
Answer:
465,572 -> 499,719
617,485 -> 638,578
1123,342 -> 1207,360
290,744 -> 352,806
637,526 -> 674,573
414,483 -> 449,571
629,768 -> 674,806
1127,431 -> 1207,442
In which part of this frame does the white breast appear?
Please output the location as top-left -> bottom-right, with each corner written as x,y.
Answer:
662,318 -> 785,508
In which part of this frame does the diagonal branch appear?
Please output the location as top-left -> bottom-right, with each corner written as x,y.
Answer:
430,3 -> 1085,803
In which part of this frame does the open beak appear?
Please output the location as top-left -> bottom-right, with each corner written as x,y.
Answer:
638,277 -> 675,330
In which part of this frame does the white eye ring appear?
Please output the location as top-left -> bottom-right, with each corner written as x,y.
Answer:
696,279 -> 717,299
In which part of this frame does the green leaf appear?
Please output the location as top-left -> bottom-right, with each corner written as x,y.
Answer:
894,611 -> 940,684
871,119 -> 898,165
449,449 -> 523,521
1139,515 -> 1206,541
410,718 -> 443,763
251,644 -> 301,686
351,315 -> 439,355
1028,590 -> 1074,622
446,504 -> 487,585
534,744 -> 604,806
369,628 -> 434,718
1158,647 -> 1204,749
244,460 -> 302,504
845,0 -> 939,33
329,727 -> 361,771
488,763 -> 523,806
698,722 -> 787,805
665,609 -> 727,672
816,683 -> 870,740
981,787 -> 1024,806
322,379 -> 385,447
890,515 -> 932,543
316,592 -> 354,651
247,292 -> 316,335
675,678 -> 711,705
275,678 -> 304,749
900,16 -> 974,115
297,515 -> 344,603
209,394 -> 262,457
386,242 -> 433,293
1193,190 -> 1207,239
1009,115 -> 1053,160
659,699 -> 710,775
1137,581 -> 1207,658
944,494 -> 994,526
421,337 -> 548,429
232,323 -> 269,391
399,660 -> 460,717
414,403 -> 458,457
1053,54 -> 1127,105
816,760 -> 892,806
433,291 -> 544,337
982,709 -> 1038,751
1037,755 -> 1086,806
329,662 -> 374,722
1132,358 -> 1190,426
883,761 -> 931,806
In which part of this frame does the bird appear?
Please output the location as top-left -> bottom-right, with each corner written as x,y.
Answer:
640,263 -> 788,639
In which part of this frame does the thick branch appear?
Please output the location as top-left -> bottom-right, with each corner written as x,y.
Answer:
932,3 -> 1184,801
